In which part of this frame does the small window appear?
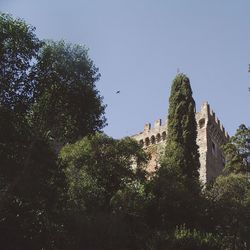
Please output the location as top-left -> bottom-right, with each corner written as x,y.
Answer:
162,132 -> 167,141
212,141 -> 216,154
199,118 -> 205,129
151,135 -> 156,144
139,139 -> 144,147
156,133 -> 161,143
145,137 -> 150,147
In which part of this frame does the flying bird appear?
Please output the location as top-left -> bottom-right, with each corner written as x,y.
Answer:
116,90 -> 120,94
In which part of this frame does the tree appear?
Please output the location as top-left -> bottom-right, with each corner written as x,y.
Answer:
0,106 -> 30,185
203,124 -> 250,250
31,41 -> 106,144
170,225 -> 221,250
0,13 -> 106,145
0,13 -> 41,114
0,12 -> 42,190
60,133 -> 148,213
223,124 -> 250,174
110,179 -> 152,249
59,133 -> 149,249
163,73 -> 200,181
0,138 -> 67,250
0,14 -> 40,211
0,14 -> 107,249
205,173 -> 250,250
149,74 -> 201,231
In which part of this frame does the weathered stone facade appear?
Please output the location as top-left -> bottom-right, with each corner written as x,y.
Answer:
131,102 -> 229,183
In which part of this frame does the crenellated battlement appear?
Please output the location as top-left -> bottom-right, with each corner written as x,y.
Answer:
132,102 -> 229,148
131,101 -> 230,183
132,118 -> 167,148
198,102 -> 229,140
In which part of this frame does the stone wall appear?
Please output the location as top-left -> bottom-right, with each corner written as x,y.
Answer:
131,102 -> 229,183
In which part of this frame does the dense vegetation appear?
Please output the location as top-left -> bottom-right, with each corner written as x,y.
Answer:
0,13 -> 250,250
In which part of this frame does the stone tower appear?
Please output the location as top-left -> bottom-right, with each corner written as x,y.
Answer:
131,102 -> 229,183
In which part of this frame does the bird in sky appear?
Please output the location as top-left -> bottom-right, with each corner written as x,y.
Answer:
116,90 -> 120,94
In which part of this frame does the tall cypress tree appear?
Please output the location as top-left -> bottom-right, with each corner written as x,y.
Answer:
150,74 -> 201,230
163,73 -> 200,181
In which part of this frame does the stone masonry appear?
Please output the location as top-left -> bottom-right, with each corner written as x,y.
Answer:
131,102 -> 229,183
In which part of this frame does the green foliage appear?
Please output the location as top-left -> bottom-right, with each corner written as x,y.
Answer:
0,13 -> 41,114
146,226 -> 221,250
149,165 -> 203,231
223,124 -> 250,174
0,138 -> 67,250
209,125 -> 250,249
31,41 -> 106,144
205,173 -> 250,249
150,74 -> 202,231
163,73 -> 200,180
111,180 -> 149,216
0,13 -> 107,249
0,13 -> 42,206
0,12 -> 106,145
110,180 -> 153,249
59,133 -> 149,249
0,106 -> 30,184
171,225 -> 221,250
60,133 -> 148,213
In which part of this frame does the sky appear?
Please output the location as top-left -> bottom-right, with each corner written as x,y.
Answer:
1,0 -> 250,138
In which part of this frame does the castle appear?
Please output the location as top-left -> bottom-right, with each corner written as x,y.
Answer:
131,102 -> 229,183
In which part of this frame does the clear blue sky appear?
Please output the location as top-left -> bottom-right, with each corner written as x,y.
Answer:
1,0 -> 250,138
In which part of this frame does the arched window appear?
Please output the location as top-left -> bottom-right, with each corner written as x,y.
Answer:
199,118 -> 205,129
162,131 -> 166,141
139,139 -> 144,147
151,135 -> 156,144
156,133 -> 161,143
145,137 -> 150,146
